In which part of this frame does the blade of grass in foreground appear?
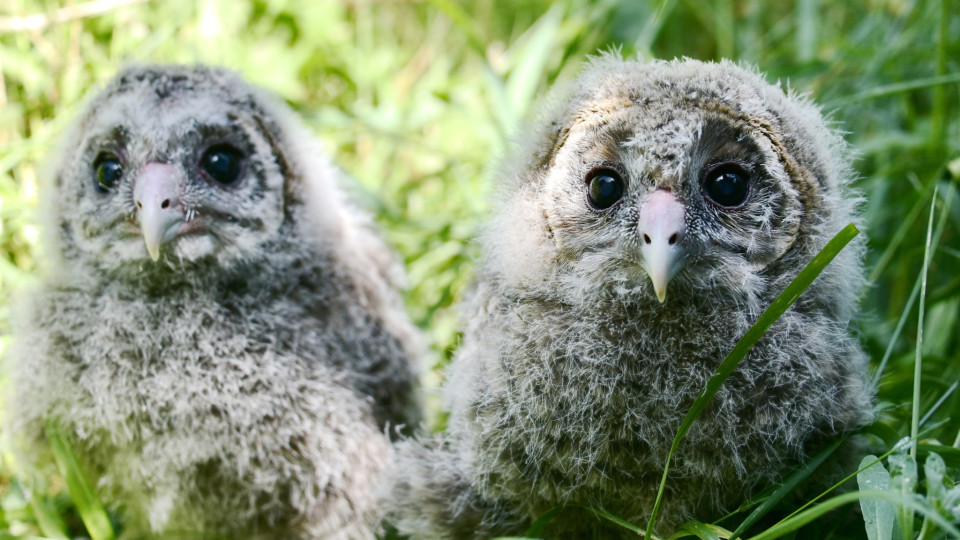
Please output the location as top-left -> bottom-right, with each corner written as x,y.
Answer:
669,520 -> 733,539
525,503 -> 647,538
644,223 -> 861,538
525,506 -> 565,538
909,184 -> 939,540
728,437 -> 845,539
744,490 -> 960,540
45,421 -> 115,540
912,185 -> 940,461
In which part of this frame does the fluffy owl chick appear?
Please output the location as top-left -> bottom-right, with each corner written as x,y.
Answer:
388,56 -> 873,538
7,65 -> 422,539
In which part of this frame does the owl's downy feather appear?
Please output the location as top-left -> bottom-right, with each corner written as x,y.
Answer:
6,65 -> 421,539
388,56 -> 872,538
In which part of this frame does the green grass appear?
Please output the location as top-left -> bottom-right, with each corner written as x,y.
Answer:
0,0 -> 958,538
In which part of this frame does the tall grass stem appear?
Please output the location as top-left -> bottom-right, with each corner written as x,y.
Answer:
912,185 -> 939,461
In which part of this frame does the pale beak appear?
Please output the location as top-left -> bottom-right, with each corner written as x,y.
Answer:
134,163 -> 185,262
637,189 -> 687,303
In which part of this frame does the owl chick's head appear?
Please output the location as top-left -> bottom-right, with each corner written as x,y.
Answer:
488,56 -> 861,316
49,64 -> 325,280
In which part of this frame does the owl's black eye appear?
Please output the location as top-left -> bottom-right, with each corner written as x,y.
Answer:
200,144 -> 244,185
93,152 -> 123,193
586,168 -> 626,210
702,162 -> 751,209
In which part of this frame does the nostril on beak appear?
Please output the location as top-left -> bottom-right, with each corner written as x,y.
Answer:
161,199 -> 170,209
668,233 -> 679,245
136,201 -> 142,209
643,234 -> 652,245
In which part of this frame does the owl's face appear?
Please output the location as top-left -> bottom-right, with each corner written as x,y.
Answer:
55,66 -> 293,276
496,59 -> 841,310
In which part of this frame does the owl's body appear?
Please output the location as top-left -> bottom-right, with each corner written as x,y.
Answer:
8,65 -> 421,539
389,57 -> 872,538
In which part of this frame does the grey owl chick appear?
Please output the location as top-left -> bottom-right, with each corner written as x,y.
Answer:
7,64 -> 422,539
387,56 -> 873,538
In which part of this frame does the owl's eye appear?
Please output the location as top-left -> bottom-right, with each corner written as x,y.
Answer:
702,162 -> 751,209
93,152 -> 124,193
200,144 -> 244,185
586,168 -> 626,210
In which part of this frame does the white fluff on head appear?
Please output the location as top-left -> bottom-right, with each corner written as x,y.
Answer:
386,55 -> 872,538
6,64 -> 422,539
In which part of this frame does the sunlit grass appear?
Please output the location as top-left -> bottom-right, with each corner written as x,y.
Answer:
0,0 -> 957,538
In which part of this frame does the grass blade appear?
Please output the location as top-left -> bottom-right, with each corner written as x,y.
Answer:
826,73 -> 960,107
744,490 -> 960,540
795,0 -> 818,63
871,275 -> 921,386
644,223 -> 861,538
912,185 -> 939,462
635,0 -> 678,53
9,474 -> 68,539
504,7 -> 562,132
930,0 -> 950,153
591,506 -> 645,534
525,503 -> 651,538
424,0 -> 487,55
27,497 -> 68,539
920,380 -> 957,427
44,421 -> 115,540
867,179 -> 934,284
904,184 -> 940,539
872,180 -> 955,384
729,437 -> 845,539
525,506 -> 565,538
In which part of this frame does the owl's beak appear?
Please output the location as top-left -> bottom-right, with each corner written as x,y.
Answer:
637,189 -> 687,303
134,163 -> 185,262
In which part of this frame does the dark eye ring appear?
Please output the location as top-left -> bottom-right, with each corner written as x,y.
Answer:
199,144 -> 245,185
586,167 -> 626,210
93,152 -> 124,193
702,161 -> 751,209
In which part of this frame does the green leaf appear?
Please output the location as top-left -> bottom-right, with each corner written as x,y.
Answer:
917,444 -> 960,468
918,452 -> 950,540
669,520 -> 732,539
857,455 -> 897,540
44,421 -> 115,540
925,452 -> 947,507
644,223 -> 861,538
889,452 -> 918,540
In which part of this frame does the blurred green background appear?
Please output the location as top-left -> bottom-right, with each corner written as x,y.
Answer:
0,0 -> 958,537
